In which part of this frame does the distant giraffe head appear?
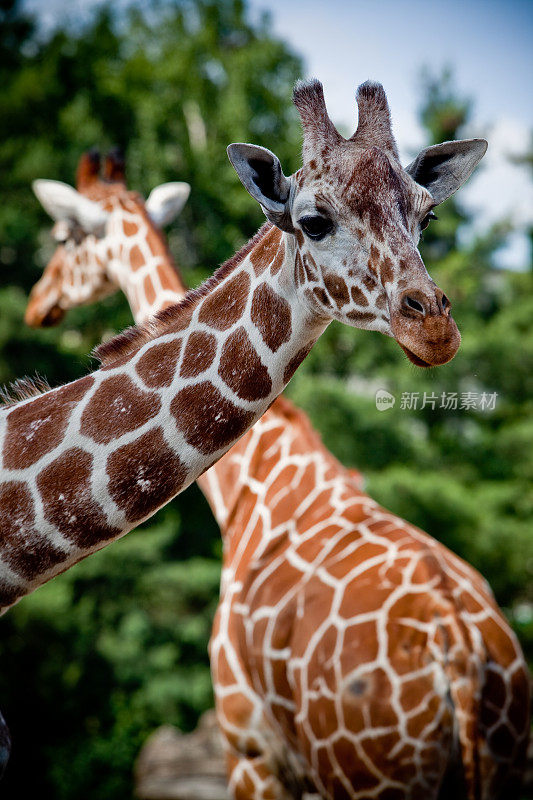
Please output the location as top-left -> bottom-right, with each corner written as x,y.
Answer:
229,79 -> 487,366
26,149 -> 190,326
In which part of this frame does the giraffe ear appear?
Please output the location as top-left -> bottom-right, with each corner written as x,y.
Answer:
145,182 -> 191,227
32,179 -> 109,235
406,139 -> 488,205
227,144 -> 294,232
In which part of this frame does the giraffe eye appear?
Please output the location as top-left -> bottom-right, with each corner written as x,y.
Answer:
420,211 -> 437,231
299,215 -> 334,241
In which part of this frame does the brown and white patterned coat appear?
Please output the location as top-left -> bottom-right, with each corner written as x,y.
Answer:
27,148 -> 190,326
26,113 -> 528,797
0,79 -> 485,617
204,398 -> 529,800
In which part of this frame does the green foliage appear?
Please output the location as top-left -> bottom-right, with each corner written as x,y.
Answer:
0,520 -> 221,799
0,1 -> 301,797
0,4 -> 531,798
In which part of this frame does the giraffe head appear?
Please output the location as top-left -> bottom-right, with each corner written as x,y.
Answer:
228,80 -> 487,367
26,149 -> 190,327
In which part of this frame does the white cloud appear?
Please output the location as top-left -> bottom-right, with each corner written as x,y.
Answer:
460,118 -> 532,268
462,118 -> 533,229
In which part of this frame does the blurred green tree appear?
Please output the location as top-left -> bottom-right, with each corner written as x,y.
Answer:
0,1 -> 303,798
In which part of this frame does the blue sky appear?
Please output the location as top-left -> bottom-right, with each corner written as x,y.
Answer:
24,0 -> 533,130
249,0 -> 532,133
23,0 -> 533,265
246,0 -> 533,265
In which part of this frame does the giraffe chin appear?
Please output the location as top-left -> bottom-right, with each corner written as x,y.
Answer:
397,341 -> 461,368
393,318 -> 461,368
398,343 -> 434,368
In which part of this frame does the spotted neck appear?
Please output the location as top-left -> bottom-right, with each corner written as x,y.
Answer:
104,196 -> 187,321
81,217 -> 333,535
0,223 -> 328,610
197,393 -> 359,556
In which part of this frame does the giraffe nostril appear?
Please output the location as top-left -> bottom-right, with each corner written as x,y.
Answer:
441,294 -> 449,311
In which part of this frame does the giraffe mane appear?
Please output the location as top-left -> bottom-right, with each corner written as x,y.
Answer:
94,222 -> 273,367
0,375 -> 52,408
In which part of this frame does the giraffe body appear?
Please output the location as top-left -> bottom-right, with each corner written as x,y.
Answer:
204,399 -> 529,800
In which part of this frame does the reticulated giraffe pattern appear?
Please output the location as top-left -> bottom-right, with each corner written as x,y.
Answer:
28,150 -> 529,799
18,92 -> 529,798
204,399 -> 529,800
0,222 -> 291,609
1,79 -> 485,618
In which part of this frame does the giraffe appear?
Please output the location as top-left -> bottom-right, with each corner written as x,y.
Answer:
26,147 -> 191,327
29,148 -> 367,495
203,397 -> 529,800
0,78 -> 486,618
25,99 -> 527,798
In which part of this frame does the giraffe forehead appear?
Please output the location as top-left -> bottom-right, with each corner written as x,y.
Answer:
295,146 -> 426,223
52,198 -> 143,269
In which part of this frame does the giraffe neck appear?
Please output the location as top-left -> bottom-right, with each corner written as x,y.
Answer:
76,212 -> 341,570
105,201 -> 187,321
0,223 -> 329,610
96,221 -> 298,532
197,394 -> 359,558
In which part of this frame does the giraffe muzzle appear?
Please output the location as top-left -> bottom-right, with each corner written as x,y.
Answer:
24,296 -> 65,328
391,288 -> 460,367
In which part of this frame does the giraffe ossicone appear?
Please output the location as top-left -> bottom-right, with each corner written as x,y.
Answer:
228,78 -> 486,367
1,79 -> 486,613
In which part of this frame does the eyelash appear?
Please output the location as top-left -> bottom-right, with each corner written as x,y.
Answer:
298,211 -> 436,240
420,211 -> 438,231
298,215 -> 334,241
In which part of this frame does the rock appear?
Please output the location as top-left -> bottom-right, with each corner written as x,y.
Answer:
135,709 -> 229,800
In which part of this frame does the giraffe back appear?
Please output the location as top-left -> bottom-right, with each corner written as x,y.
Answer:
208,398 -> 530,799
